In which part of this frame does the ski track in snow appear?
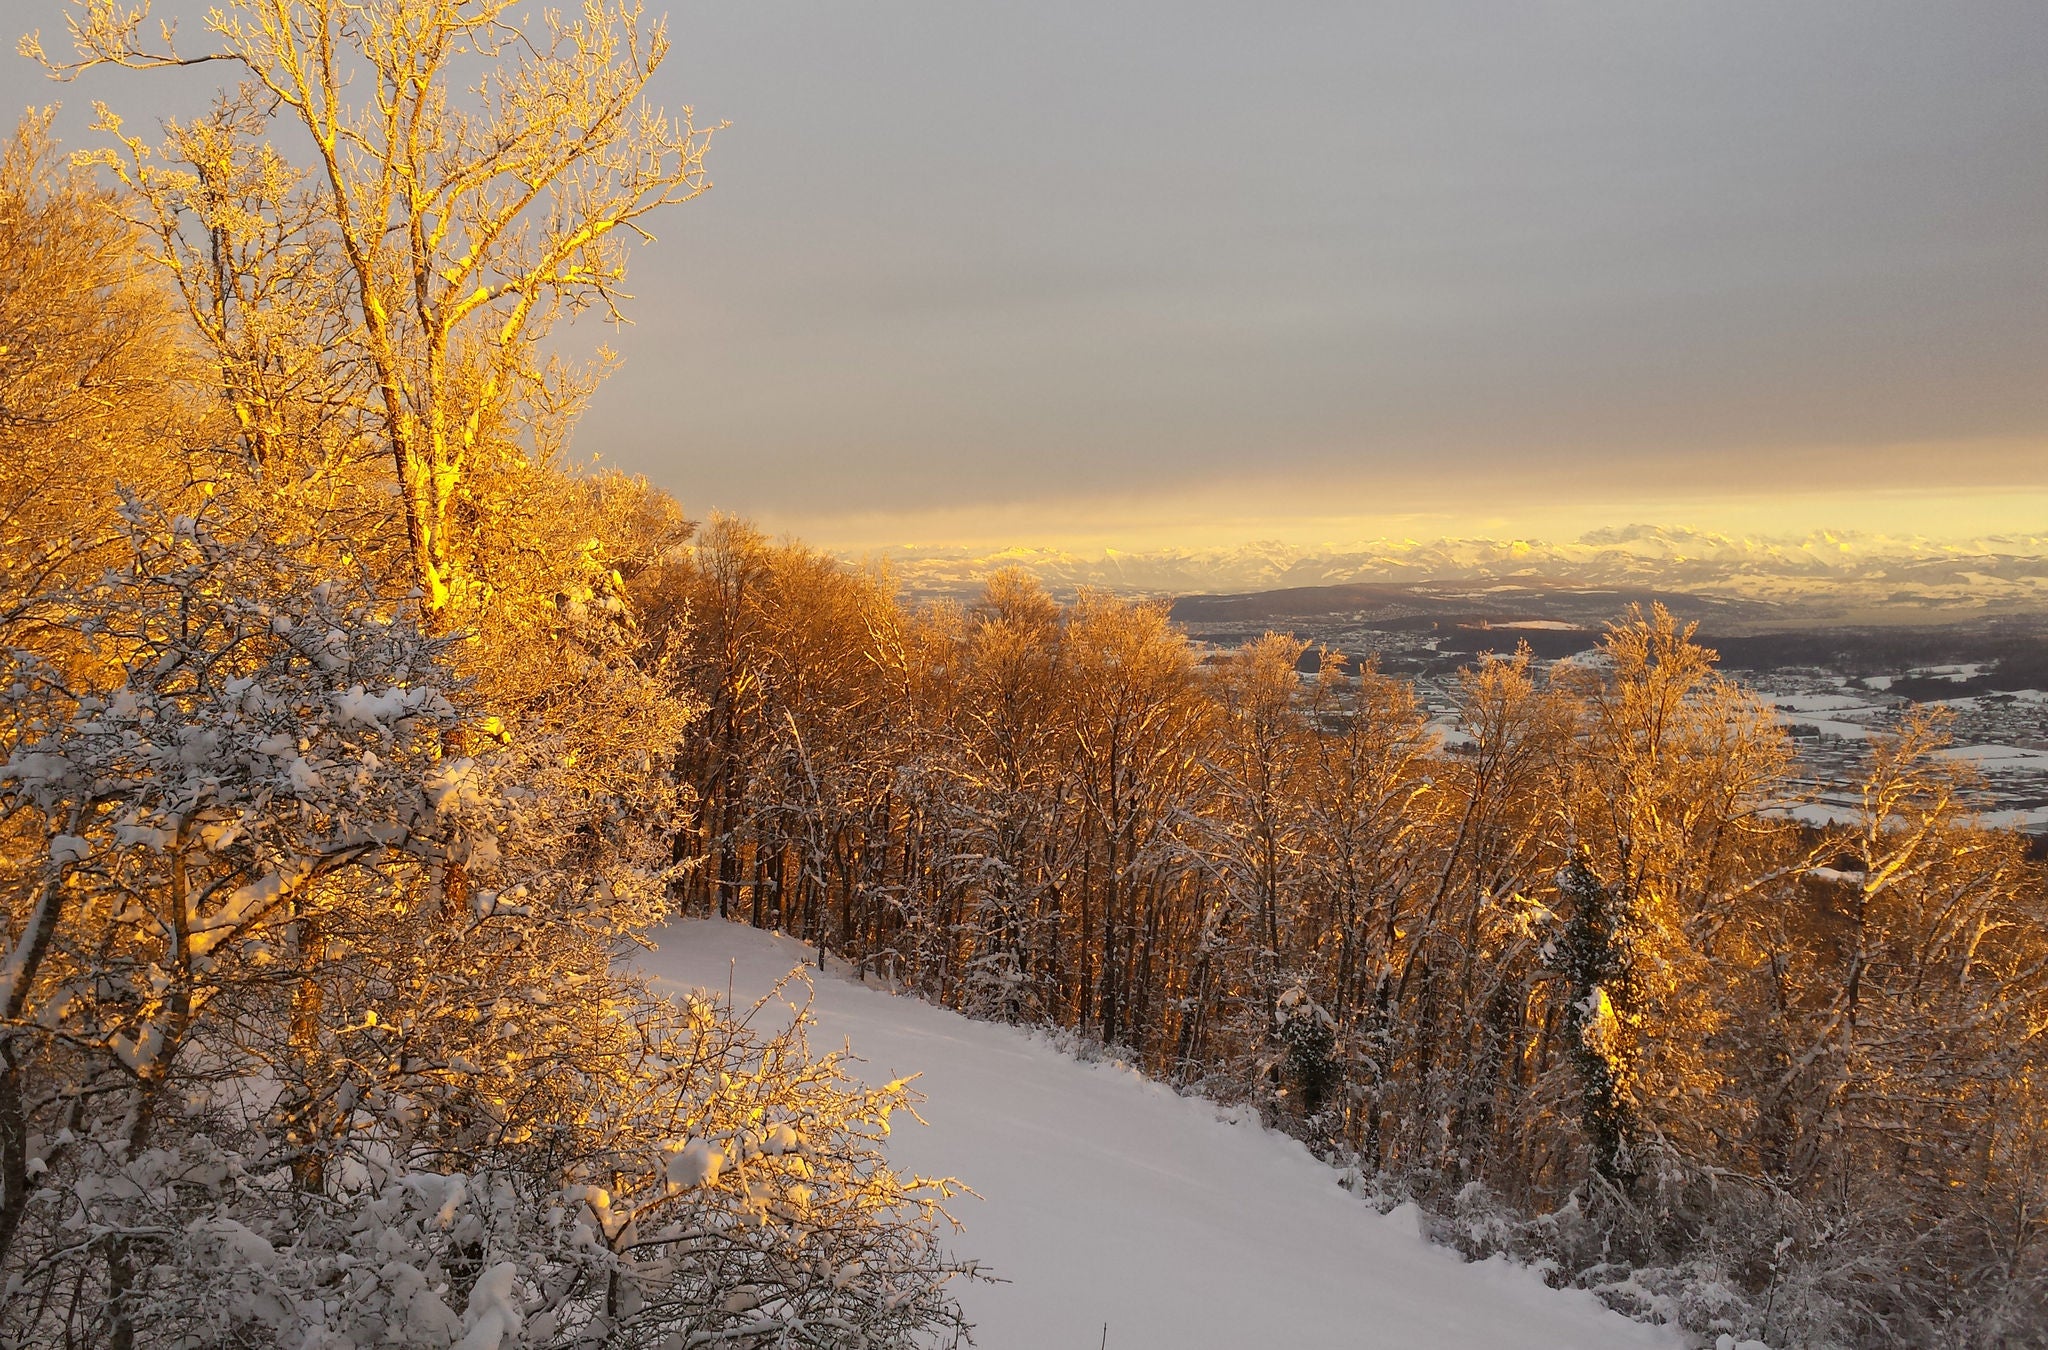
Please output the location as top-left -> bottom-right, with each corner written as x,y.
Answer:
643,919 -> 1681,1350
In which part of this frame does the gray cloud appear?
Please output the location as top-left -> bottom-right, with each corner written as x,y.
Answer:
11,0 -> 2045,536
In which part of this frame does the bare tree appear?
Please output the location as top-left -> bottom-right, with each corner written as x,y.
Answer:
36,0 -> 716,613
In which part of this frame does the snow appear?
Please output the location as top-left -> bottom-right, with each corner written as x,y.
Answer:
1763,696 -> 1886,741
189,859 -> 317,954
1935,743 -> 2048,768
643,919 -> 1679,1350
665,1139 -> 726,1189
1777,716 -> 1872,741
1973,806 -> 2048,832
1805,866 -> 1866,886
1775,801 -> 1861,829
1426,718 -> 1476,750
453,1263 -> 525,1350
1769,694 -> 1880,713
333,682 -> 444,727
193,1218 -> 277,1269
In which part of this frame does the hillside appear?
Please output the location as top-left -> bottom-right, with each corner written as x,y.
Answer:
642,919 -> 1683,1350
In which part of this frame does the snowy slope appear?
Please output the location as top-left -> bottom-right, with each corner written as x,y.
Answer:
642,919 -> 1680,1350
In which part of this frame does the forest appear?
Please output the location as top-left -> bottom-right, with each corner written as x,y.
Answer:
652,525 -> 2048,1347
3,0 -> 2046,1345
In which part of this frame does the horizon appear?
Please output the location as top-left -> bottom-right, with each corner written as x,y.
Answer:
769,486 -> 2048,558
819,519 -> 2048,563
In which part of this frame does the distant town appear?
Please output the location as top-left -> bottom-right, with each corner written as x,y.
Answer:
1162,578 -> 2048,839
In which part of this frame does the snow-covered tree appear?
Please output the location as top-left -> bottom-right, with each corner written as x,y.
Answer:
0,493 -> 972,1347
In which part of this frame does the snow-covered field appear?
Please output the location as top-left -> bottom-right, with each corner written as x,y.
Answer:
642,919 -> 1679,1350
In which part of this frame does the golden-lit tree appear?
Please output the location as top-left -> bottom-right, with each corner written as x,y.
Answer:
1290,656 -> 1437,1154
948,570 -> 1076,1019
0,108 -> 198,636
39,0 -> 716,614
1380,648 -> 1567,1186
0,12 -> 988,1345
1063,591 -> 1211,1051
1550,605 -> 1788,1192
1204,632 -> 1312,1046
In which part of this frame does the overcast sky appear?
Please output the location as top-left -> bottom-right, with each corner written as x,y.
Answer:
14,1 -> 2047,547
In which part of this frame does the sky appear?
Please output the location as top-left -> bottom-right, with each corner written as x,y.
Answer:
11,0 -> 2047,551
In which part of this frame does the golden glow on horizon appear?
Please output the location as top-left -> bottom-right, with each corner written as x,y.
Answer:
758,483 -> 2047,556
734,434 -> 2046,553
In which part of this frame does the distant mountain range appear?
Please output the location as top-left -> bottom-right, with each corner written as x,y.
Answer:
855,525 -> 2048,622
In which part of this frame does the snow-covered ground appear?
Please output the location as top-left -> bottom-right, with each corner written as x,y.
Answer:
642,919 -> 1680,1350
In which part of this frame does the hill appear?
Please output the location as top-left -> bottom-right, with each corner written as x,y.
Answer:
642,919 -> 1682,1350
